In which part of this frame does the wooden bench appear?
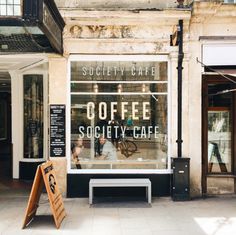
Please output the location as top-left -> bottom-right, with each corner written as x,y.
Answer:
89,178 -> 152,204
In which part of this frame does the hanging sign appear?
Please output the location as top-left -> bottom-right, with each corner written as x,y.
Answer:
171,24 -> 179,46
50,105 -> 66,157
22,161 -> 66,229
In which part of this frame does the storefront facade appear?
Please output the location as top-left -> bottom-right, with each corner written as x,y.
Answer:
53,1 -> 236,197
2,0 -> 236,198
50,3 -> 193,197
67,55 -> 172,196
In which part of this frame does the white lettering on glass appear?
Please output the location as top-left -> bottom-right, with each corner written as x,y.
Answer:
99,102 -> 107,120
110,102 -> 117,120
132,102 -> 139,120
143,102 -> 150,120
87,102 -> 95,120
121,102 -> 128,120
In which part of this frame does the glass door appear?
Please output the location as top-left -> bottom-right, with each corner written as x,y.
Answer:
206,83 -> 233,174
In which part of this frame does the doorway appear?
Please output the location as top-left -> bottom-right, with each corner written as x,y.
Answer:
202,75 -> 236,195
0,72 -> 12,180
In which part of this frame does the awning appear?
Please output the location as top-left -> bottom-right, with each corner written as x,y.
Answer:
202,43 -> 236,67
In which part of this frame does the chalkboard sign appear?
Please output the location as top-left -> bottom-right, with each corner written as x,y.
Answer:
50,105 -> 66,157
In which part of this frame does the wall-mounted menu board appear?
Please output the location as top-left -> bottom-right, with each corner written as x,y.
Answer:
50,105 -> 66,157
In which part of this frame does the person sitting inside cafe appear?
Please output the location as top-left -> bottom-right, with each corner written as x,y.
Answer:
71,138 -> 84,169
97,135 -> 117,161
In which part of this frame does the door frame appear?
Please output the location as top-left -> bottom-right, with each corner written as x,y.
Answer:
10,65 -> 48,179
202,74 -> 236,195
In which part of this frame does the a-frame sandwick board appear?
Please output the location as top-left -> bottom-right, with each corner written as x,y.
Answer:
22,161 -> 66,229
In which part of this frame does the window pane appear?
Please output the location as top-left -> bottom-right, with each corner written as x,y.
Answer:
7,0 -> 13,4
24,75 -> 44,159
0,5 -> 6,15
208,110 -> 231,173
0,0 -> 7,4
14,0 -> 21,4
224,0 -> 234,3
13,5 -> 21,15
7,5 -> 13,15
70,61 -> 168,170
71,61 -> 167,81
71,83 -> 167,93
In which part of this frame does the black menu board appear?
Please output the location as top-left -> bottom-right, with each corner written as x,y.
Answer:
50,105 -> 66,157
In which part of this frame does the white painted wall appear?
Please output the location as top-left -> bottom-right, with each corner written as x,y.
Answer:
9,71 -> 21,179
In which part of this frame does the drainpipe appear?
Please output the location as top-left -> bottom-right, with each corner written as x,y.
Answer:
171,20 -> 190,201
176,19 -> 184,158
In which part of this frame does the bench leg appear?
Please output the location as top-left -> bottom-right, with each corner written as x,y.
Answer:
146,187 -> 148,201
89,185 -> 93,205
147,186 -> 151,204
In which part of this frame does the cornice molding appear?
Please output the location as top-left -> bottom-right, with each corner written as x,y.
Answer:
192,2 -> 236,18
60,9 -> 191,26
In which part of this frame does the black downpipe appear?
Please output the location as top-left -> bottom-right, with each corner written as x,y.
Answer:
172,21 -> 190,201
176,19 -> 184,158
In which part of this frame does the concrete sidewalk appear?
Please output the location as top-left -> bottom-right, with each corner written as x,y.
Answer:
1,191 -> 236,235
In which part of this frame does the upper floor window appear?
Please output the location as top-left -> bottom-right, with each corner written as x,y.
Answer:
224,0 -> 236,3
0,0 -> 21,16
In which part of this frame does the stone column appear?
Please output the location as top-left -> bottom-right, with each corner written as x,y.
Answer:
188,36 -> 202,197
48,56 -> 68,196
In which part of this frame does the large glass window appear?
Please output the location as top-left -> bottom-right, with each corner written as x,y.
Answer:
70,61 -> 168,170
23,75 -> 44,158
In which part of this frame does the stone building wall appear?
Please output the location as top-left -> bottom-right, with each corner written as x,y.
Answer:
56,0 -> 235,197
57,6 -> 194,195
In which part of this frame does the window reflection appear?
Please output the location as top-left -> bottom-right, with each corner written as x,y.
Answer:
24,75 -> 44,159
207,83 -> 232,173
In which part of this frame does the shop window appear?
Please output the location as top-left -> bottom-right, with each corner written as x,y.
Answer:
70,60 -> 169,170
0,0 -> 21,16
23,75 -> 44,158
224,0 -> 236,3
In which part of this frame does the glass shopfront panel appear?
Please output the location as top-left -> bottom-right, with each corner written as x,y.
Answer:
207,83 -> 232,173
70,61 -> 169,170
